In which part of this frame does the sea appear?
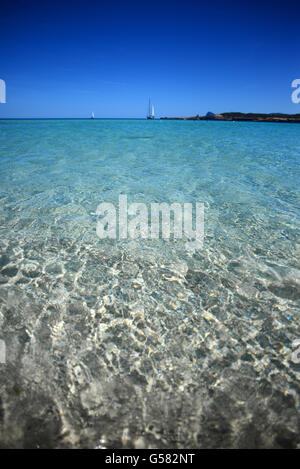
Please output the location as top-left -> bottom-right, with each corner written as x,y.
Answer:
0,118 -> 299,448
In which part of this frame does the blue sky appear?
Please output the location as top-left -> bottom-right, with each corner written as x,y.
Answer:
0,0 -> 300,118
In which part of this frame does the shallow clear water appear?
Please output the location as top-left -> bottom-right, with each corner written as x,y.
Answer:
0,118 -> 299,448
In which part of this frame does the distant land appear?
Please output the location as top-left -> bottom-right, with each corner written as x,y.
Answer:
160,112 -> 300,123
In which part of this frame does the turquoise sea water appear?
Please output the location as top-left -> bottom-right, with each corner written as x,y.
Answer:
0,118 -> 299,448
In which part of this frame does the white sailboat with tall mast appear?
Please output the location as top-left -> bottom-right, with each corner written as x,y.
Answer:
91,112 -> 95,119
147,98 -> 154,119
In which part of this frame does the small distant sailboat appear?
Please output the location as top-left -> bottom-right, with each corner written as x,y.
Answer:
147,99 -> 154,119
91,112 -> 95,119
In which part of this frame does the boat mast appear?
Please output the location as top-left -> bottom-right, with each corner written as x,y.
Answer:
147,98 -> 154,119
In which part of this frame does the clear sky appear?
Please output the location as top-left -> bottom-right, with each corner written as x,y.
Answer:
0,0 -> 300,118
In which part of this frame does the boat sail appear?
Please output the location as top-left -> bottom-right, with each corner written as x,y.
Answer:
91,112 -> 95,119
147,99 -> 154,119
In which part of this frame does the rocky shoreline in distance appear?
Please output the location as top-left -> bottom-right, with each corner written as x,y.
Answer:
160,112 -> 300,123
